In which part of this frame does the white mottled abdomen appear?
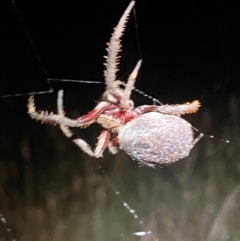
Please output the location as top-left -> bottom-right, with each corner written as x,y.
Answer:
118,112 -> 195,167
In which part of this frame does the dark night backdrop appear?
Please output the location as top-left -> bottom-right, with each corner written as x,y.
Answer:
1,1 -> 240,241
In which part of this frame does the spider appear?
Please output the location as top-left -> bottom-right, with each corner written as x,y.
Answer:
28,1 -> 203,168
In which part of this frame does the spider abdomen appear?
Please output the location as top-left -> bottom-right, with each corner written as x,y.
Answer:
118,112 -> 195,167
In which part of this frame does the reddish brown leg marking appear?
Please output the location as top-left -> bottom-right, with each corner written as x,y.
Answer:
77,102 -> 115,124
94,130 -> 111,157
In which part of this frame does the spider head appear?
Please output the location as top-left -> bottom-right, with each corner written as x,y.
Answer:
102,80 -> 135,110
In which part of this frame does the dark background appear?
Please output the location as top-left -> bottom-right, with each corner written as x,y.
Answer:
1,1 -> 240,241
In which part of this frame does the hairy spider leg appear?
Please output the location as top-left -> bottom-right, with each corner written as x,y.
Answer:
132,100 -> 203,147
28,95 -> 83,127
134,100 -> 201,116
28,92 -> 114,157
57,90 -> 114,157
124,60 -> 142,99
104,1 -> 135,93
120,59 -> 142,108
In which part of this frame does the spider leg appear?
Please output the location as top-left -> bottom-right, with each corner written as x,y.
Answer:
94,130 -> 111,157
59,127 -> 110,158
28,95 -> 83,127
134,100 -> 201,116
61,125 -> 96,157
104,1 -> 135,92
107,137 -> 118,154
156,100 -> 201,115
124,60 -> 142,99
57,90 -> 111,158
77,101 -> 115,124
28,92 -> 114,127
56,90 -> 95,154
120,59 -> 142,108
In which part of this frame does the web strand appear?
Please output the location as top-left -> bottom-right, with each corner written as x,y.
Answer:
47,78 -> 103,85
98,165 -> 159,241
0,210 -> 18,241
192,126 -> 233,145
0,1 -> 52,98
49,78 -> 164,105
11,0 -> 46,76
133,4 -> 142,60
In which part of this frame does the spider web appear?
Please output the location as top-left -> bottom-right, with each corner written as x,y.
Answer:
0,0 -> 50,97
1,1 -> 240,241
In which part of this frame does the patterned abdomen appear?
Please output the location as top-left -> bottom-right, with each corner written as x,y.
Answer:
118,112 -> 195,167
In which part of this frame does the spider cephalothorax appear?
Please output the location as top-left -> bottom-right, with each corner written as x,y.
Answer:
28,1 -> 202,167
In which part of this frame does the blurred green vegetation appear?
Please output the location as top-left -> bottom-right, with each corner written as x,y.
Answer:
0,94 -> 240,241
